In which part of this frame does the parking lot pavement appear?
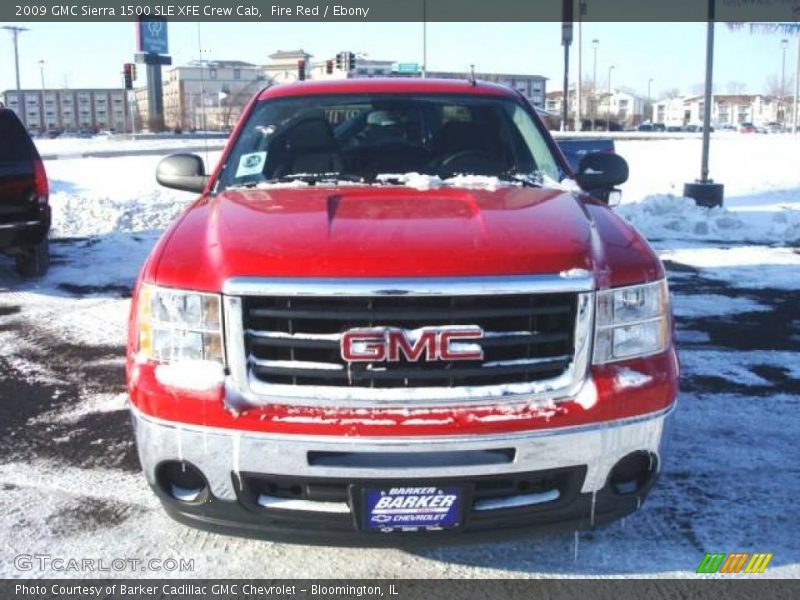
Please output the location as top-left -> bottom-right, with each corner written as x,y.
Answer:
0,234 -> 797,579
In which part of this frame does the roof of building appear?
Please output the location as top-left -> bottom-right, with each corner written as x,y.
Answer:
428,70 -> 547,81
2,88 -> 127,94
185,60 -> 257,68
259,77 -> 518,100
269,49 -> 312,60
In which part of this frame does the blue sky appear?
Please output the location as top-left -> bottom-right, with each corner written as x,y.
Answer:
0,21 -> 796,97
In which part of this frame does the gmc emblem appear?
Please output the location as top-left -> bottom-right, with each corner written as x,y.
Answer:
341,326 -> 484,363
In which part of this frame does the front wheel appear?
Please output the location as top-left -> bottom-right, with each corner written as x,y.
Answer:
15,236 -> 49,277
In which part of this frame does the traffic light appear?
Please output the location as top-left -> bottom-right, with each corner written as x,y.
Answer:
347,52 -> 356,71
130,64 -> 137,82
335,53 -> 343,71
297,59 -> 306,81
325,60 -> 333,75
123,63 -> 133,90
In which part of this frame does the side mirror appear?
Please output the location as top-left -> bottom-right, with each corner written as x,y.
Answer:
156,153 -> 208,193
575,152 -> 629,192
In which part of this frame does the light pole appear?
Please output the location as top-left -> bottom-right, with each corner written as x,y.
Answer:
39,60 -> 46,89
647,78 -> 654,123
592,39 -> 599,126
794,36 -> 800,134
2,26 -> 29,91
780,38 -> 788,126
606,65 -> 614,131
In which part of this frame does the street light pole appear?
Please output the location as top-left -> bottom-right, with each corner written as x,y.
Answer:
592,39 -> 599,126
794,36 -> 800,134
647,78 -> 654,123
39,60 -> 46,89
683,0 -> 724,208
2,26 -> 29,91
606,65 -> 614,131
780,38 -> 788,125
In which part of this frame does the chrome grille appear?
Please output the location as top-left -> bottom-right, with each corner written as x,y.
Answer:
241,293 -> 577,388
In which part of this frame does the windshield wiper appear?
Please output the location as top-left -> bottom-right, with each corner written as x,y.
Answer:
225,173 -> 367,190
496,170 -> 544,188
268,173 -> 367,185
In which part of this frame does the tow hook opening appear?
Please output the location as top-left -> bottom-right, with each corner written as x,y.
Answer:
609,451 -> 658,495
156,461 -> 210,504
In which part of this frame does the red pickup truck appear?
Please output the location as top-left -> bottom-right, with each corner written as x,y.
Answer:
127,78 -> 678,542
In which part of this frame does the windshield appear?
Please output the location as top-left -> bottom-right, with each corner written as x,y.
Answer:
215,93 -> 565,190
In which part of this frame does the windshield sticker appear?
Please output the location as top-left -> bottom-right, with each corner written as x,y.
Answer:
235,152 -> 267,177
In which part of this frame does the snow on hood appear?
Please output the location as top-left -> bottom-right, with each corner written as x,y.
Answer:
374,172 -> 581,193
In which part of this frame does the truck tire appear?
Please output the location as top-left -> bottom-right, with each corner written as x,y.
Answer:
15,237 -> 50,278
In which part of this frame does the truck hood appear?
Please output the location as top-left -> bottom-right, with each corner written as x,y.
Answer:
153,185 -> 659,291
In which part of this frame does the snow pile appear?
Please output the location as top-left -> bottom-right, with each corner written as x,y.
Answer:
617,194 -> 800,244
44,154 -> 215,238
50,189 -> 190,238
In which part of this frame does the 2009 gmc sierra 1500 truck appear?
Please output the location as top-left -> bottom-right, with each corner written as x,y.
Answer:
127,78 -> 678,543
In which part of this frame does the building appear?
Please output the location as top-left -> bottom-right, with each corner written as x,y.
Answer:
1,88 -> 130,133
134,60 -> 267,131
596,90 -> 645,127
546,88 -> 644,129
264,49 -> 314,84
132,49 -> 548,131
425,71 -> 546,108
653,94 -> 785,128
270,49 -> 547,108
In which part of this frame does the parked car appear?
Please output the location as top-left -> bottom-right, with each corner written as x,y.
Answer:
652,123 -> 666,132
637,123 -> 654,132
0,108 -> 50,276
739,122 -> 758,134
552,137 -> 616,172
128,78 -> 678,542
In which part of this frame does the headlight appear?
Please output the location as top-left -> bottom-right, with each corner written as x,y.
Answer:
593,279 -> 670,364
137,284 -> 224,364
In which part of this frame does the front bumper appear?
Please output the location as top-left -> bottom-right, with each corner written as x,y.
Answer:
132,406 -> 673,544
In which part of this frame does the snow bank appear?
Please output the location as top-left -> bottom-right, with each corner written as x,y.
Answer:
617,194 -> 800,244
45,153 -> 221,238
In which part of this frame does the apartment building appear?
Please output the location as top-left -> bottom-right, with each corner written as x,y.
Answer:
1,88 -> 129,132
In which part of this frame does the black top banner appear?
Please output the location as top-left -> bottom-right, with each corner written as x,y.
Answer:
4,0 -> 800,22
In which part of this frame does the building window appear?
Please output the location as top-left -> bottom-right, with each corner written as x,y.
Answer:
209,69 -> 218,79
233,69 -> 241,80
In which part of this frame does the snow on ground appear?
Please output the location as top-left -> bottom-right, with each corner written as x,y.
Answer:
0,135 -> 798,579
34,136 -> 227,158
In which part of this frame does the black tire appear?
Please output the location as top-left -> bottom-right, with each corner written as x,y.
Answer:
15,236 -> 50,278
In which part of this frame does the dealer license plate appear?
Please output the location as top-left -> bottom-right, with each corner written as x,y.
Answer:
361,486 -> 464,532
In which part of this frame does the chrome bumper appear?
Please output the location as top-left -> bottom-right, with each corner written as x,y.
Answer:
132,406 -> 673,503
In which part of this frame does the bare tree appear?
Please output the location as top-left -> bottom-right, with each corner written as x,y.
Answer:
662,87 -> 681,99
221,79 -> 267,129
726,81 -> 747,95
764,74 -> 795,98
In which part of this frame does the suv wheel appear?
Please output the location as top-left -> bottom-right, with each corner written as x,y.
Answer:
15,237 -> 50,277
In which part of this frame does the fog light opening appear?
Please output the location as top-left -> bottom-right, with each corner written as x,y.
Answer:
156,460 -> 209,504
609,451 -> 657,495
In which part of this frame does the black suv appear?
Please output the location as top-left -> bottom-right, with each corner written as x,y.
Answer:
0,107 -> 50,276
